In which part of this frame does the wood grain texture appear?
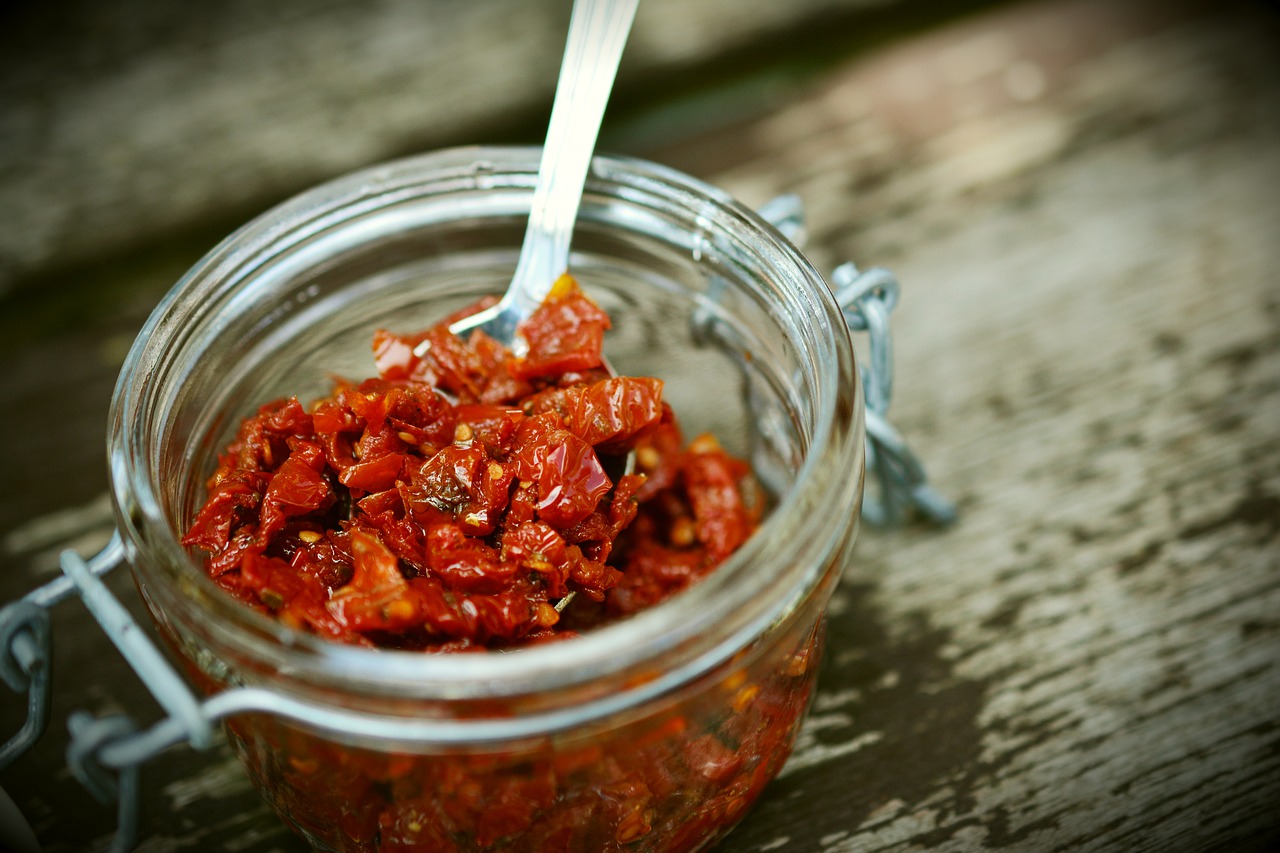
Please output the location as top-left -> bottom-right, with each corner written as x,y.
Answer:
0,0 -> 957,297
707,1 -> 1280,849
1,0 -> 1278,850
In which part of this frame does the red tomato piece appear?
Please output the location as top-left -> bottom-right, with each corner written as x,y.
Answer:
452,404 -> 523,456
423,523 -> 518,593
312,396 -> 362,435
338,452 -> 407,493
326,529 -> 420,633
259,440 -> 331,540
530,376 -> 664,451
242,551 -> 349,640
403,444 -> 514,536
509,275 -> 611,379
183,469 -> 266,554
372,328 -> 431,383
511,414 -> 611,529
682,436 -> 757,563
419,325 -> 502,402
259,397 -> 314,436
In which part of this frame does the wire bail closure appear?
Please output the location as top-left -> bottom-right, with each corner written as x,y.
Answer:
0,601 -> 51,773
0,194 -> 953,852
832,261 -> 956,527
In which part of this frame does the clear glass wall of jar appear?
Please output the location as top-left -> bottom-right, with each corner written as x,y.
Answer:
107,147 -> 865,852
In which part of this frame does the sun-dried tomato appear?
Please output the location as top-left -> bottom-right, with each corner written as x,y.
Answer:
184,274 -> 761,653
508,413 -> 611,530
527,375 -> 664,451
509,274 -> 611,379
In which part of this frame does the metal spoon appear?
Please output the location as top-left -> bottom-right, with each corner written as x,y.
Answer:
449,0 -> 639,613
449,0 -> 639,350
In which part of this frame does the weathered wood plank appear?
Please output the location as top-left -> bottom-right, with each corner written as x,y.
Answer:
0,0 -> 987,297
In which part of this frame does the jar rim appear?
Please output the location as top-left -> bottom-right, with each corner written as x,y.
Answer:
108,146 -> 864,713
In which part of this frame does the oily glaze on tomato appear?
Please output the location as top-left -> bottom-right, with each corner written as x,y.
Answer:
184,275 -> 762,651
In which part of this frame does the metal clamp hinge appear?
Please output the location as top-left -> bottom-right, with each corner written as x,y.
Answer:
758,195 -> 955,528
0,533 -> 214,853
831,262 -> 955,527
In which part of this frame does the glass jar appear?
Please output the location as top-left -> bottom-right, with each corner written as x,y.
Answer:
108,147 -> 865,852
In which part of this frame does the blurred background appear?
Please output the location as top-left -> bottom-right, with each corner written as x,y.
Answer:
0,0 -> 1018,528
0,0 -> 1010,298
2,0 -> 1278,850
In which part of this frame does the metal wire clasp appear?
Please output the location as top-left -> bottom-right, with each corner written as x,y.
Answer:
1,532 -> 126,773
763,194 -> 954,528
0,532 -> 223,853
831,262 -> 955,527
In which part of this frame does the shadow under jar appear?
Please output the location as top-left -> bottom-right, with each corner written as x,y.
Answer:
108,147 -> 865,852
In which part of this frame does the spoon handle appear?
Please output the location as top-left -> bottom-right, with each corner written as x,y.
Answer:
508,0 -> 640,318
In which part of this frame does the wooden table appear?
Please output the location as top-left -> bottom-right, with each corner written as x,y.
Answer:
2,0 -> 1277,850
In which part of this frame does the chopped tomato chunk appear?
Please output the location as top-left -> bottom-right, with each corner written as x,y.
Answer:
182,275 -> 761,651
